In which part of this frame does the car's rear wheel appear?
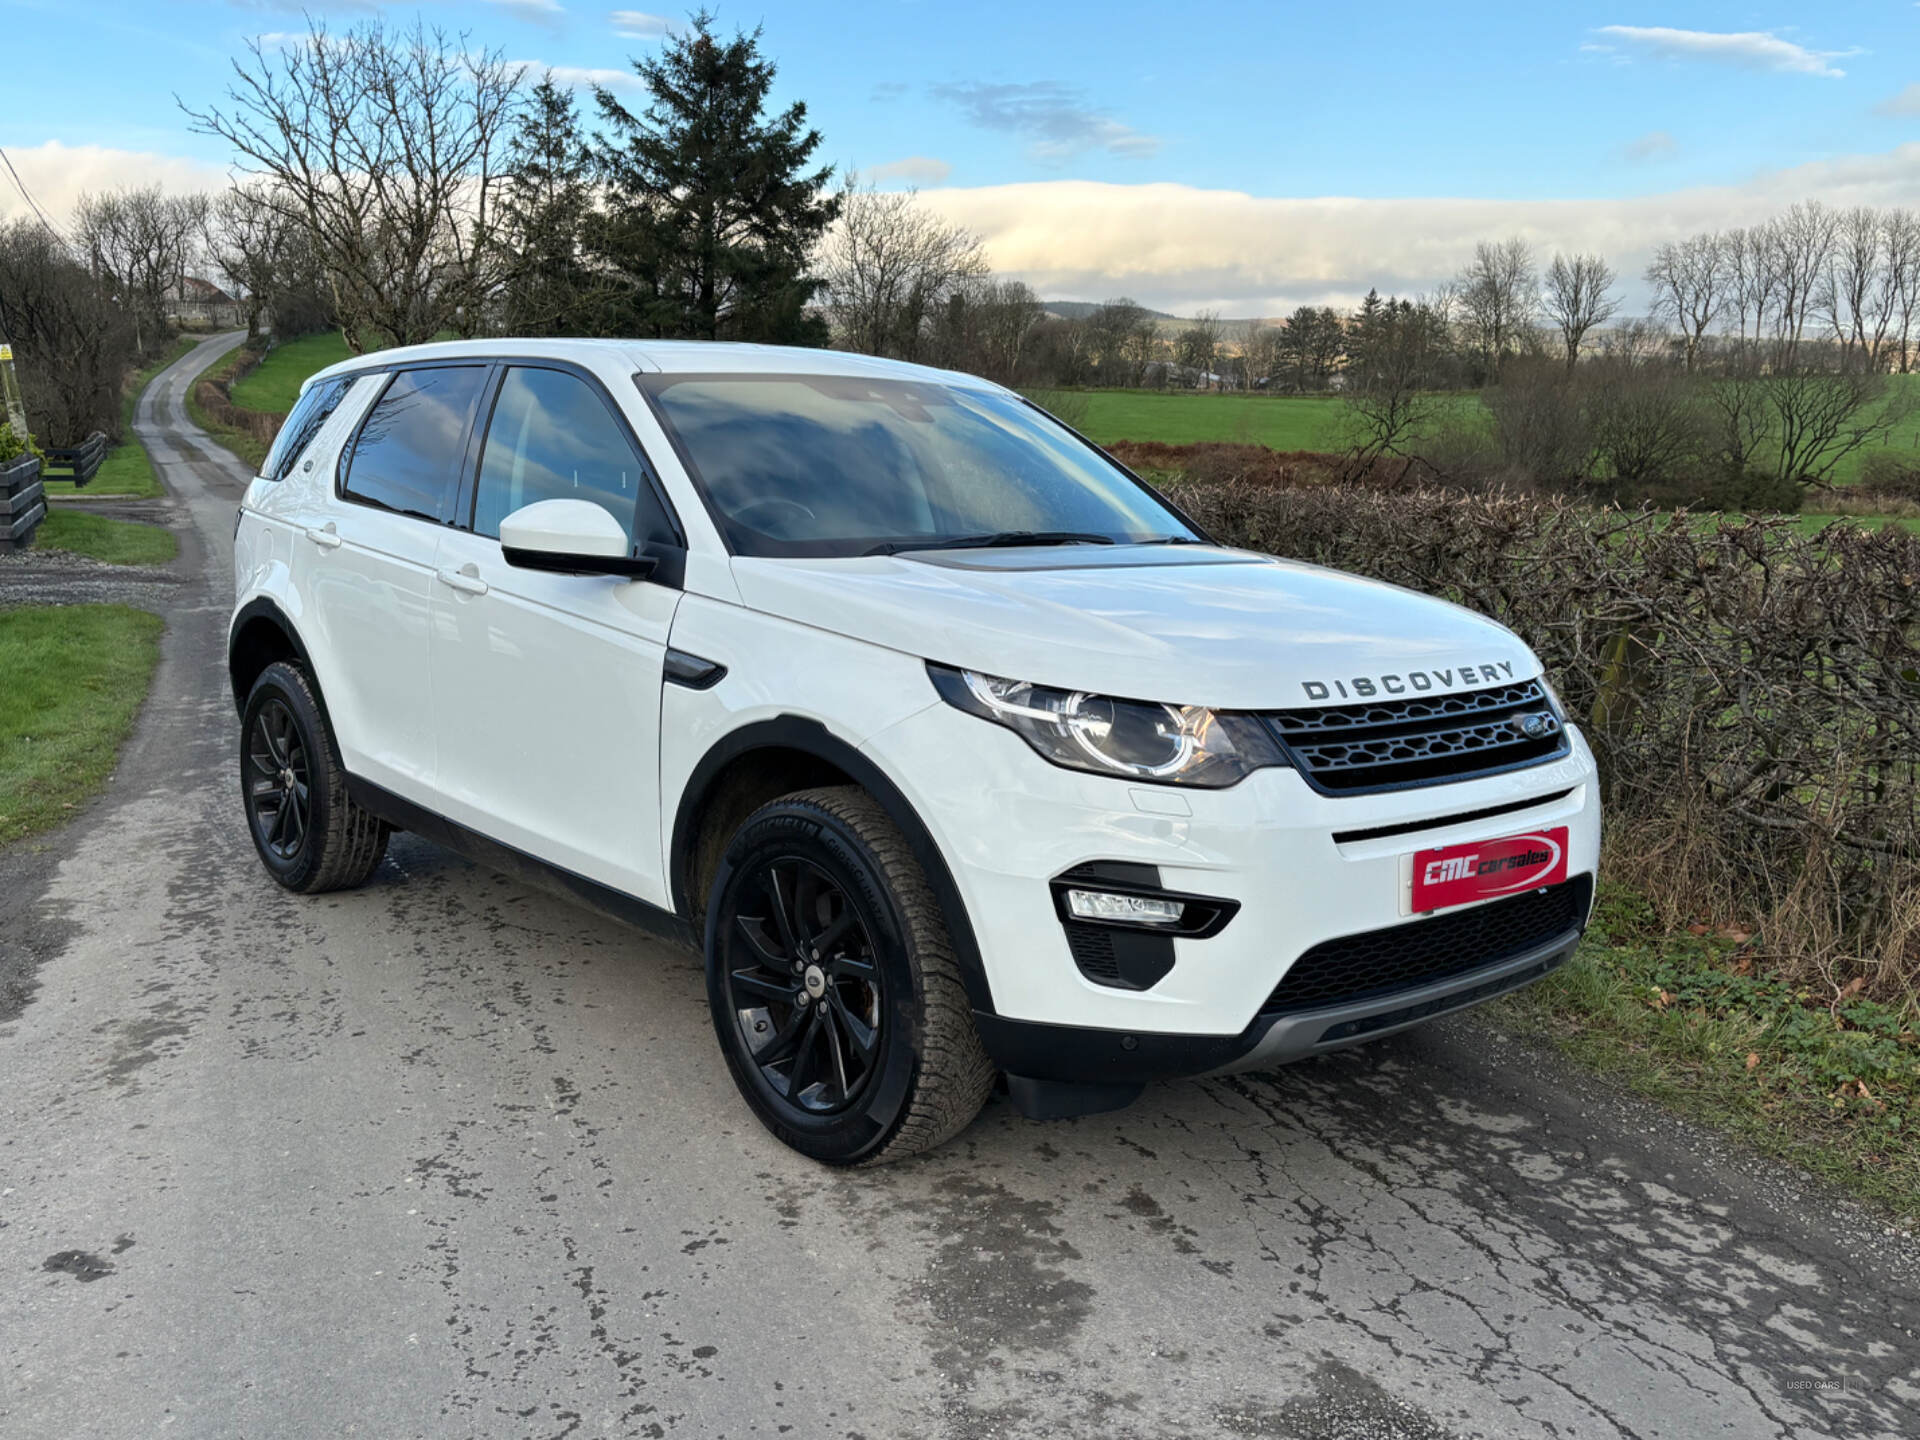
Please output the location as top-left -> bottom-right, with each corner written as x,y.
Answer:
705,786 -> 994,1165
240,661 -> 389,893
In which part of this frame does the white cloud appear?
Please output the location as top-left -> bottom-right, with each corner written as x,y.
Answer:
1591,26 -> 1852,79
0,142 -> 231,227
914,143 -> 1920,314
866,156 -> 953,185
1877,83 -> 1920,117
609,9 -> 670,39
1623,130 -> 1677,163
510,60 -> 641,92
488,0 -> 566,29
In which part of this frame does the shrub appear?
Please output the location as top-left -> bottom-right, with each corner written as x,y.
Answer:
1700,462 -> 1803,514
1857,451 -> 1920,503
1180,481 -> 1920,1008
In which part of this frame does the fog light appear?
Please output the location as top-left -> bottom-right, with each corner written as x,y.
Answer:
1065,889 -> 1186,926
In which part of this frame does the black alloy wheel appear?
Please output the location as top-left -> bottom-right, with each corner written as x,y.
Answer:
703,787 -> 995,1165
721,856 -> 884,1115
247,696 -> 312,864
238,660 -> 389,894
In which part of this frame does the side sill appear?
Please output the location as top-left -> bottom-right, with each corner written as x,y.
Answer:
346,775 -> 693,949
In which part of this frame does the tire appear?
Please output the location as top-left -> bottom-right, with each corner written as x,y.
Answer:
704,786 -> 995,1165
240,660 -> 389,894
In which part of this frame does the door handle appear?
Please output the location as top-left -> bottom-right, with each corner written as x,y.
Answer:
436,564 -> 489,596
304,522 -> 342,550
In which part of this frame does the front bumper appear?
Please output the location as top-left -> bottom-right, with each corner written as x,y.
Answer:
977,924 -> 1582,1084
861,700 -> 1601,1065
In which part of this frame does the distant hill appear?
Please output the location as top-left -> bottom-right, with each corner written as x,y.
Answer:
1041,300 -> 1273,344
1041,300 -> 1179,322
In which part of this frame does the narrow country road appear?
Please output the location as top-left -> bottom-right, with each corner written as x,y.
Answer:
3,332 -> 1917,1440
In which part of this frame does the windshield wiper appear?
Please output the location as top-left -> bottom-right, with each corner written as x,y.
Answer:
864,531 -> 1117,557
1133,534 -> 1203,546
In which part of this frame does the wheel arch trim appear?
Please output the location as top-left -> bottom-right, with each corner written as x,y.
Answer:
669,715 -> 997,1015
228,596 -> 317,712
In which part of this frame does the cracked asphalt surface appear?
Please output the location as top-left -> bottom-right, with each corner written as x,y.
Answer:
4,332 -> 1919,1439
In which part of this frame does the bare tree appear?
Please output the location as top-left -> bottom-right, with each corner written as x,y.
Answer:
819,183 -> 987,361
1768,369 -> 1915,487
966,278 -> 1043,384
208,182 -> 334,343
72,185 -> 210,354
1456,237 -> 1537,380
1541,252 -> 1618,370
1173,309 -> 1221,383
1341,295 -> 1448,477
1883,208 -> 1920,373
186,16 -> 523,352
0,217 -> 139,442
1820,205 -> 1895,369
1759,202 -> 1837,370
209,183 -> 286,342
1240,319 -> 1277,391
1643,233 -> 1724,370
1086,298 -> 1154,386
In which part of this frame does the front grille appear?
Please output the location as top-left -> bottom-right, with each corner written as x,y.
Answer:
1261,874 -> 1591,1016
1265,680 -> 1569,794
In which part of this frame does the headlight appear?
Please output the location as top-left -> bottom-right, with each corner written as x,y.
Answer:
927,664 -> 1286,788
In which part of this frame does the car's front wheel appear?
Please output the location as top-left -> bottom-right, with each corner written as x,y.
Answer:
704,787 -> 995,1165
240,661 -> 389,893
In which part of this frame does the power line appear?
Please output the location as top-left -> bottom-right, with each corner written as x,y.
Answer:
0,144 -> 71,248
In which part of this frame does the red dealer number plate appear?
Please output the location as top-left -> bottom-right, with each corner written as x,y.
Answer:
1410,827 -> 1570,913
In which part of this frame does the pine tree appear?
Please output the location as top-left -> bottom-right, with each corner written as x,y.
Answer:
499,76 -> 596,335
589,12 -> 839,342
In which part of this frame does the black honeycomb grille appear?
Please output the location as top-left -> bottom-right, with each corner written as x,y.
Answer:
1265,680 -> 1569,794
1064,922 -> 1122,984
1261,874 -> 1591,1016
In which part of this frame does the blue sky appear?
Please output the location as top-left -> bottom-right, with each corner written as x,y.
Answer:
4,1 -> 1920,312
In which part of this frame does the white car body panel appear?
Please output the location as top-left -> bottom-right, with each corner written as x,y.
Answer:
730,547 -> 1540,710
430,524 -> 681,906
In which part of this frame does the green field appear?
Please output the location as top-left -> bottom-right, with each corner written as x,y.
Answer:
1069,389 -> 1352,450
0,605 -> 164,846
36,508 -> 178,566
228,331 -> 356,415
1066,379 -> 1920,487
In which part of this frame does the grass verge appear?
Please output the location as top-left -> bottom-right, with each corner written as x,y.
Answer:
227,331 -> 354,414
185,343 -> 272,472
1490,885 -> 1920,1222
35,508 -> 178,566
0,605 -> 164,847
41,334 -> 198,500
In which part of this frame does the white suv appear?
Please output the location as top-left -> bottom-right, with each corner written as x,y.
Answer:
229,339 -> 1600,1163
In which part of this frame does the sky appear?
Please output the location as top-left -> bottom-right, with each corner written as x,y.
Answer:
3,1 -> 1920,316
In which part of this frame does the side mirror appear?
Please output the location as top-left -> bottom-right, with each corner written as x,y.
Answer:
499,498 -> 656,579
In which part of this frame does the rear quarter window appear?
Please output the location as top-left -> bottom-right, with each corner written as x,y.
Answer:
262,375 -> 352,481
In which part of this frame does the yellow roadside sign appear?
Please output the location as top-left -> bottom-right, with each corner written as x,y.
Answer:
0,345 -> 11,360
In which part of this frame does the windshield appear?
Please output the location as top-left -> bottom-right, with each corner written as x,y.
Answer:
637,373 -> 1196,558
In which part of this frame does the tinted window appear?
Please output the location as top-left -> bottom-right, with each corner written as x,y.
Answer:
473,368 -> 646,542
342,366 -> 488,523
263,375 -> 351,481
640,374 -> 1192,558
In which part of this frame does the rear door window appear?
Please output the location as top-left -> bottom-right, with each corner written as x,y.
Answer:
341,365 -> 489,524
